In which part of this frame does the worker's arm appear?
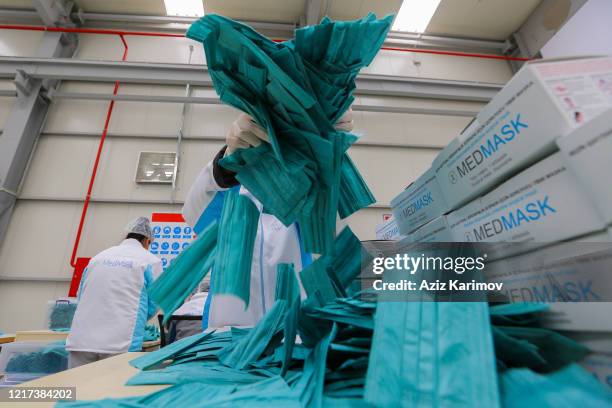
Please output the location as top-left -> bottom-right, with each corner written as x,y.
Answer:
76,267 -> 89,300
145,262 -> 162,320
182,146 -> 238,231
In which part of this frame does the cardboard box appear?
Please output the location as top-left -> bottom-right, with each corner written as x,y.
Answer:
375,217 -> 402,240
390,168 -> 449,235
411,216 -> 453,242
436,57 -> 612,210
558,108 -> 612,225
485,230 -> 612,331
448,153 -> 605,250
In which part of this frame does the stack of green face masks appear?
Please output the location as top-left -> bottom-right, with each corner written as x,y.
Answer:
489,303 -> 589,372
500,363 -> 612,407
5,341 -> 68,377
365,301 -> 500,408
144,324 -> 160,342
148,221 -> 218,323
212,191 -> 260,306
186,13 -> 391,255
48,301 -> 78,331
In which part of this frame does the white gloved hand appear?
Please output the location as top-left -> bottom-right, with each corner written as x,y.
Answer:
334,108 -> 354,132
225,113 -> 269,156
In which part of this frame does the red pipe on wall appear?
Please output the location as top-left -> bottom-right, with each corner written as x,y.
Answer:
69,34 -> 128,268
0,23 -> 530,61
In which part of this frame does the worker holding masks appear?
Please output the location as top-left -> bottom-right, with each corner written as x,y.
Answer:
182,110 -> 353,330
66,217 -> 162,368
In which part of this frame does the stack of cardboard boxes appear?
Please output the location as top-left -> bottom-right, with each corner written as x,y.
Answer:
388,56 -> 612,388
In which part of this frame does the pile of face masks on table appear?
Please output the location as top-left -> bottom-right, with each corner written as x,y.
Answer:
144,325 -> 160,342
5,341 -> 68,377
58,226 -> 610,407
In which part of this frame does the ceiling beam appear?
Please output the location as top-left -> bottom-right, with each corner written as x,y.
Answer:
303,0 -> 322,26
0,57 -> 502,102
507,0 -> 588,69
32,0 -> 75,26
0,8 -> 507,54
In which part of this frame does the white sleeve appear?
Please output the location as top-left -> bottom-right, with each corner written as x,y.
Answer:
182,161 -> 228,228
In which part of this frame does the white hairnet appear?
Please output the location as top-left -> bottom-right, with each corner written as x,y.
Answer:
125,216 -> 153,239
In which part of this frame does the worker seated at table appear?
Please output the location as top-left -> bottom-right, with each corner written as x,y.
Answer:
167,281 -> 209,342
66,217 -> 162,368
182,111 -> 353,330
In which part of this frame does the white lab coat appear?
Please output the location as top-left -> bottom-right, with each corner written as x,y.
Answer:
173,292 -> 208,316
182,160 -> 309,329
66,239 -> 162,354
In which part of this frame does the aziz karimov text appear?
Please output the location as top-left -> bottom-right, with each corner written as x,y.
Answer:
372,279 -> 504,292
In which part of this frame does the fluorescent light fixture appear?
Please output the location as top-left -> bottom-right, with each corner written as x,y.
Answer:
392,0 -> 441,32
163,0 -> 204,17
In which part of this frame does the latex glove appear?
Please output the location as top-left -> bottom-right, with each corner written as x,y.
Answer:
334,108 -> 354,132
225,113 -> 269,156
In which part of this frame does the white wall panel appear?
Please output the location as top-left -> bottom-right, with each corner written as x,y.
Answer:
19,135 -> 224,202
346,207 -> 392,241
0,29 -> 42,57
353,110 -> 470,148
44,82 -> 474,147
362,49 -> 513,83
349,145 -> 439,206
0,282 -> 70,333
0,201 -> 181,280
20,133 -> 430,207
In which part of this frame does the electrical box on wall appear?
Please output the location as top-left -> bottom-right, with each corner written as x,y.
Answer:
135,151 -> 177,184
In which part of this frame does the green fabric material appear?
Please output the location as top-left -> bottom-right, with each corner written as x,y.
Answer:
494,325 -> 589,372
148,221 -> 218,322
5,341 -> 67,375
293,323 -> 338,408
213,191 -> 260,306
299,256 -> 338,307
49,301 -> 78,331
490,302 -> 549,327
143,325 -> 160,342
329,227 -> 362,289
217,300 -> 287,369
274,263 -> 301,377
186,13 -> 391,255
129,331 -> 215,370
364,302 -> 500,408
126,361 -> 267,386
500,364 -> 612,407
